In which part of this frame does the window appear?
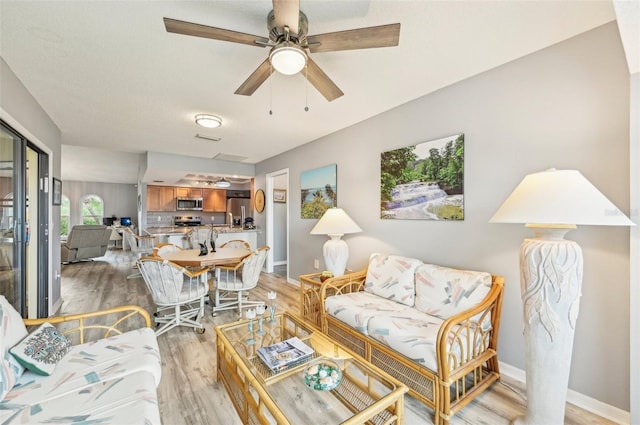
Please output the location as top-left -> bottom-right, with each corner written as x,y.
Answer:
60,195 -> 70,236
81,194 -> 104,225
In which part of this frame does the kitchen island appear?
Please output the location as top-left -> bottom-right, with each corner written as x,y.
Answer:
146,226 -> 260,249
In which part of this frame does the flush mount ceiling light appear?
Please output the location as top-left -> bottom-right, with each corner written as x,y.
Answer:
214,178 -> 231,188
269,42 -> 307,75
195,114 -> 222,128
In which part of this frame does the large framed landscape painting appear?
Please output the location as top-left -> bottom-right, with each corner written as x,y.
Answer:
381,133 -> 464,220
301,164 -> 337,219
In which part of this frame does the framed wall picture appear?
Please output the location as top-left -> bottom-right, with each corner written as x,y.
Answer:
52,177 -> 62,206
301,164 -> 337,219
273,189 -> 286,203
380,133 -> 464,220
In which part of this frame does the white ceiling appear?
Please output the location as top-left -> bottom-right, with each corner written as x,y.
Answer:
0,1 -> 620,184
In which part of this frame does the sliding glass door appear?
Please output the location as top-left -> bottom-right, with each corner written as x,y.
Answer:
0,121 -> 49,317
0,122 -> 26,313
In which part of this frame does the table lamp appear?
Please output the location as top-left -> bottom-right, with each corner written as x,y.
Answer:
489,168 -> 633,425
310,208 -> 362,276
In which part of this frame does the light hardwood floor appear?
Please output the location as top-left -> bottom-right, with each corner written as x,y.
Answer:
59,249 -> 614,425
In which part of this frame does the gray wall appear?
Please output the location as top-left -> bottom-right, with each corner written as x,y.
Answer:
0,57 -> 63,310
256,22 -> 630,410
62,180 -> 137,228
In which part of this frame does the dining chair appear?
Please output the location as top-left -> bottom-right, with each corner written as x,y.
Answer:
123,227 -> 156,279
137,256 -> 208,336
219,239 -> 251,250
187,227 -> 214,250
212,246 -> 270,318
153,242 -> 183,258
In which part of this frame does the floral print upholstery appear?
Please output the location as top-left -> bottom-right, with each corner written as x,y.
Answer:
368,308 -> 444,370
0,324 -> 161,424
0,296 -> 27,402
325,257 -> 494,373
363,254 -> 422,307
324,292 -> 407,335
1,327 -> 161,408
0,370 -> 160,424
414,264 -> 491,319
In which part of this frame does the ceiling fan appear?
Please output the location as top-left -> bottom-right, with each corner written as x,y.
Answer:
164,0 -> 400,102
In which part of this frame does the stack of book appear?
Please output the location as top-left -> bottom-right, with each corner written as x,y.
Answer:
257,337 -> 314,372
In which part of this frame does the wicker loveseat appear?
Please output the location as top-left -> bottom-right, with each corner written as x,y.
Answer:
319,254 -> 504,425
0,298 -> 161,424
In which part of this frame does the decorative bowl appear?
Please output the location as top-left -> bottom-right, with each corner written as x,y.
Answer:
303,359 -> 342,391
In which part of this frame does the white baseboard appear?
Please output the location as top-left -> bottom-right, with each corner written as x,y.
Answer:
273,260 -> 287,266
499,361 -> 630,424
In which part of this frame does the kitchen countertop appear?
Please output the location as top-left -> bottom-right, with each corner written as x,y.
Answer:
146,226 -> 259,236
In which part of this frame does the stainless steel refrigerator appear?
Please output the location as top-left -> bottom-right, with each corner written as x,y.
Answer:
226,198 -> 251,225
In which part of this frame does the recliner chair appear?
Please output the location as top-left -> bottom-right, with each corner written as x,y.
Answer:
61,225 -> 112,264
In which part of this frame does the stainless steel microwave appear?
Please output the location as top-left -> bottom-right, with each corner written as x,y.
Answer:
176,198 -> 203,211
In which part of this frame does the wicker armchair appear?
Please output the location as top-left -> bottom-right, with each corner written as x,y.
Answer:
318,268 -> 504,425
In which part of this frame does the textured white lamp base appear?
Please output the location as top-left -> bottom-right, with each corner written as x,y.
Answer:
323,234 -> 348,276
513,226 -> 583,425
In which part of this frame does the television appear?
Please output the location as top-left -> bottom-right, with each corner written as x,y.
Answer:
102,217 -> 115,226
120,217 -> 132,226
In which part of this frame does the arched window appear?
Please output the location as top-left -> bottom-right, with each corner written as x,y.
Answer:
60,195 -> 70,236
81,194 -> 104,225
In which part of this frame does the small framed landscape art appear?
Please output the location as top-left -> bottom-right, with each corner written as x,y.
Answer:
301,164 -> 337,219
380,133 -> 464,220
274,189 -> 287,203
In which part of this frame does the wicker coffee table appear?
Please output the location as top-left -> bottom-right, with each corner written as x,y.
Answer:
215,311 -> 408,425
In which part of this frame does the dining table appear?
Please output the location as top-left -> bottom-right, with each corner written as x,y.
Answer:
161,247 -> 252,268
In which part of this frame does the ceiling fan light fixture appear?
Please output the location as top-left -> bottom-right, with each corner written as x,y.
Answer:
269,43 -> 307,75
215,178 -> 231,188
195,114 -> 222,128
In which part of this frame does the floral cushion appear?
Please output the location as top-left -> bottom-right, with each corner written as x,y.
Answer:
1,327 -> 161,408
0,296 -> 27,402
324,292 -> 411,335
0,370 -> 160,424
367,308 -> 444,371
363,254 -> 422,307
10,323 -> 71,376
367,308 -> 489,372
414,264 -> 491,319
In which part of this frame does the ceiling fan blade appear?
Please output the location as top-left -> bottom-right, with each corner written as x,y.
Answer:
307,23 -> 400,53
235,58 -> 274,96
272,0 -> 300,34
164,17 -> 269,47
304,57 -> 344,102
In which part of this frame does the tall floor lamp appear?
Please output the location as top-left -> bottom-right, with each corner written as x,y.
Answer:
490,169 -> 633,425
310,208 -> 362,276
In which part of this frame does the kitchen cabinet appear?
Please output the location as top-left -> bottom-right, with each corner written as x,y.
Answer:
203,189 -> 226,212
176,187 -> 203,198
147,186 -> 175,211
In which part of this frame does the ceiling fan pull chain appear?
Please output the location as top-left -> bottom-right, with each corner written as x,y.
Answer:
269,62 -> 273,115
304,64 -> 309,112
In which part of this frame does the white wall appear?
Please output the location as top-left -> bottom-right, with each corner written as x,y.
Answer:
256,22 -> 631,411
62,180 -> 137,227
629,71 -> 639,423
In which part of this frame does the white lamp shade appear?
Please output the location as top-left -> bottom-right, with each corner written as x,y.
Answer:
490,169 -> 634,226
310,208 -> 363,236
270,45 -> 307,75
